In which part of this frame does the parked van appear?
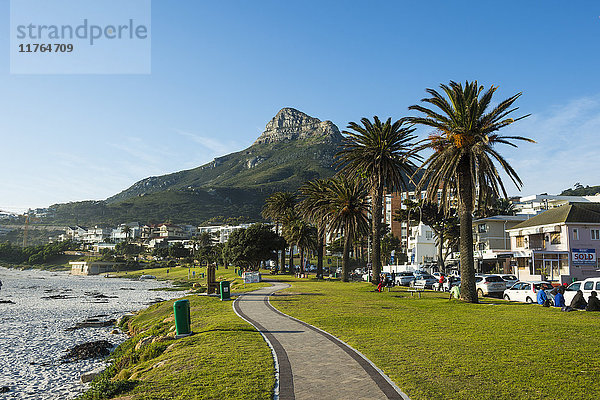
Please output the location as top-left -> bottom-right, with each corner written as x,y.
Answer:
563,277 -> 600,304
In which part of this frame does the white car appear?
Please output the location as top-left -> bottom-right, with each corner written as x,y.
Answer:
563,277 -> 600,304
475,275 -> 506,297
498,274 -> 518,288
503,281 -> 553,304
394,272 -> 415,286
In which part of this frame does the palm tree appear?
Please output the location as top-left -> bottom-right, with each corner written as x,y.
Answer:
336,117 -> 419,285
262,192 -> 297,273
283,217 -> 317,274
122,225 -> 132,243
299,178 -> 331,278
324,175 -> 370,282
407,80 -> 533,303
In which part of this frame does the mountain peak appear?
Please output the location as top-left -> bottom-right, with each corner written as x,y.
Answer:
254,107 -> 342,145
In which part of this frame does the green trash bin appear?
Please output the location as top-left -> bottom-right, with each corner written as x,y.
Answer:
173,299 -> 191,337
219,281 -> 231,301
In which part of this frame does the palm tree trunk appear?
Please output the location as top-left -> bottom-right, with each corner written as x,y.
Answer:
437,235 -> 445,273
342,232 -> 351,282
371,183 -> 383,285
299,247 -> 304,274
288,245 -> 293,274
317,226 -> 324,278
457,156 -> 477,303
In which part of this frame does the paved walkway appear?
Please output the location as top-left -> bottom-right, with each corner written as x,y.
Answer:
233,281 -> 409,400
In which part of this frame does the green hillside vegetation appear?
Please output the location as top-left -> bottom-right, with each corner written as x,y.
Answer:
45,139 -> 341,226
560,184 -> 600,196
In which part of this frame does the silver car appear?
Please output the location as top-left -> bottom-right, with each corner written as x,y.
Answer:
475,274 -> 506,297
394,272 -> 415,286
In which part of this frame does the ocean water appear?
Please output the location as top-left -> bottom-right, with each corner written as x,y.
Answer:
0,267 -> 184,399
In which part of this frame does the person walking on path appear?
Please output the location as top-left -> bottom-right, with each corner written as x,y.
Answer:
586,291 -> 600,312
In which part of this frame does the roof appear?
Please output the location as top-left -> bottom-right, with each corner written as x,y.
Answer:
509,202 -> 600,230
473,215 -> 529,223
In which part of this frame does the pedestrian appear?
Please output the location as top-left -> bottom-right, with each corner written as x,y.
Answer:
586,291 -> 600,312
438,275 -> 445,291
553,286 -> 566,308
569,290 -> 587,310
377,274 -> 385,292
537,286 -> 550,307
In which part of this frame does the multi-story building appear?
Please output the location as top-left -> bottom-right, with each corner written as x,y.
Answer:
513,194 -> 600,215
506,202 -> 600,283
472,215 -> 529,273
197,224 -> 253,243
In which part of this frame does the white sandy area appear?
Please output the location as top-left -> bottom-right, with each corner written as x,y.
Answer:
0,267 -> 185,399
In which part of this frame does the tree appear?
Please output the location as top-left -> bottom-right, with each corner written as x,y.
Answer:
262,192 -> 297,273
380,233 -> 402,265
299,178 -> 331,278
395,200 -> 459,272
224,224 -> 283,271
323,175 -> 370,282
407,80 -> 533,302
336,117 -> 419,285
282,217 -> 317,274
169,242 -> 190,258
122,225 -> 132,243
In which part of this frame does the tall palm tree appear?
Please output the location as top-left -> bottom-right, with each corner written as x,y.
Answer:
122,225 -> 132,243
299,178 -> 331,278
262,192 -> 297,273
324,175 -> 370,282
283,217 -> 317,274
336,117 -> 419,285
407,80 -> 533,303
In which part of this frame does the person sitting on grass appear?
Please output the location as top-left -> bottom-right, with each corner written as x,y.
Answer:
553,286 -> 566,308
569,290 -> 587,310
449,284 -> 460,300
586,291 -> 600,312
537,286 -> 550,307
377,274 -> 385,292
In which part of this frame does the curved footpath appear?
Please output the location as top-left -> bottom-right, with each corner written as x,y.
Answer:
233,281 -> 410,400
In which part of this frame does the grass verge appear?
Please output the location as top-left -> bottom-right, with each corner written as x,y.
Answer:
268,278 -> 600,400
79,293 -> 275,400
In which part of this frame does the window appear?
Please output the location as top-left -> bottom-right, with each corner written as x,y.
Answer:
592,229 -> 600,240
478,223 -> 487,233
516,236 -> 525,248
550,232 -> 561,245
425,231 -> 433,240
584,281 -> 594,290
572,229 -> 579,240
522,283 -> 531,291
596,281 -> 600,290
478,242 -> 486,251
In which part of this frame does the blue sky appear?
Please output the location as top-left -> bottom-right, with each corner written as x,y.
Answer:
1,0 -> 599,212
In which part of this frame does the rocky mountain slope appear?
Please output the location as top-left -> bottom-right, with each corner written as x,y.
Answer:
46,108 -> 344,226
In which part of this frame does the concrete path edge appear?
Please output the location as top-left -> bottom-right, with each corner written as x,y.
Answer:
232,283 -> 411,400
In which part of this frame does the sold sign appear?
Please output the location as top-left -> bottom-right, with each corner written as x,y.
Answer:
572,248 -> 596,265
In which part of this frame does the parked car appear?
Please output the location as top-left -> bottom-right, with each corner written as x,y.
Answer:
394,272 -> 415,286
475,274 -> 506,297
412,273 -> 437,289
503,281 -> 553,304
499,274 -> 519,288
563,277 -> 600,304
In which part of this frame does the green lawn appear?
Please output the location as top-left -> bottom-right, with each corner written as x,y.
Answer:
81,293 -> 275,400
268,278 -> 600,400
113,265 -> 272,293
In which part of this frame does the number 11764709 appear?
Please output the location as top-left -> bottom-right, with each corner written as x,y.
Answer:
18,43 -> 73,53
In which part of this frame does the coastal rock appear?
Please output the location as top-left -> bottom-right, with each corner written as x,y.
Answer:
253,107 -> 342,145
0,386 -> 10,393
0,299 -> 15,304
65,318 -> 116,331
80,366 -> 105,383
62,340 -> 113,361
135,335 -> 155,351
111,329 -> 120,334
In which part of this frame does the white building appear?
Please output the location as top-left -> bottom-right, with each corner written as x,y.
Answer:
197,223 -> 253,243
513,194 -> 600,215
407,222 -> 437,267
